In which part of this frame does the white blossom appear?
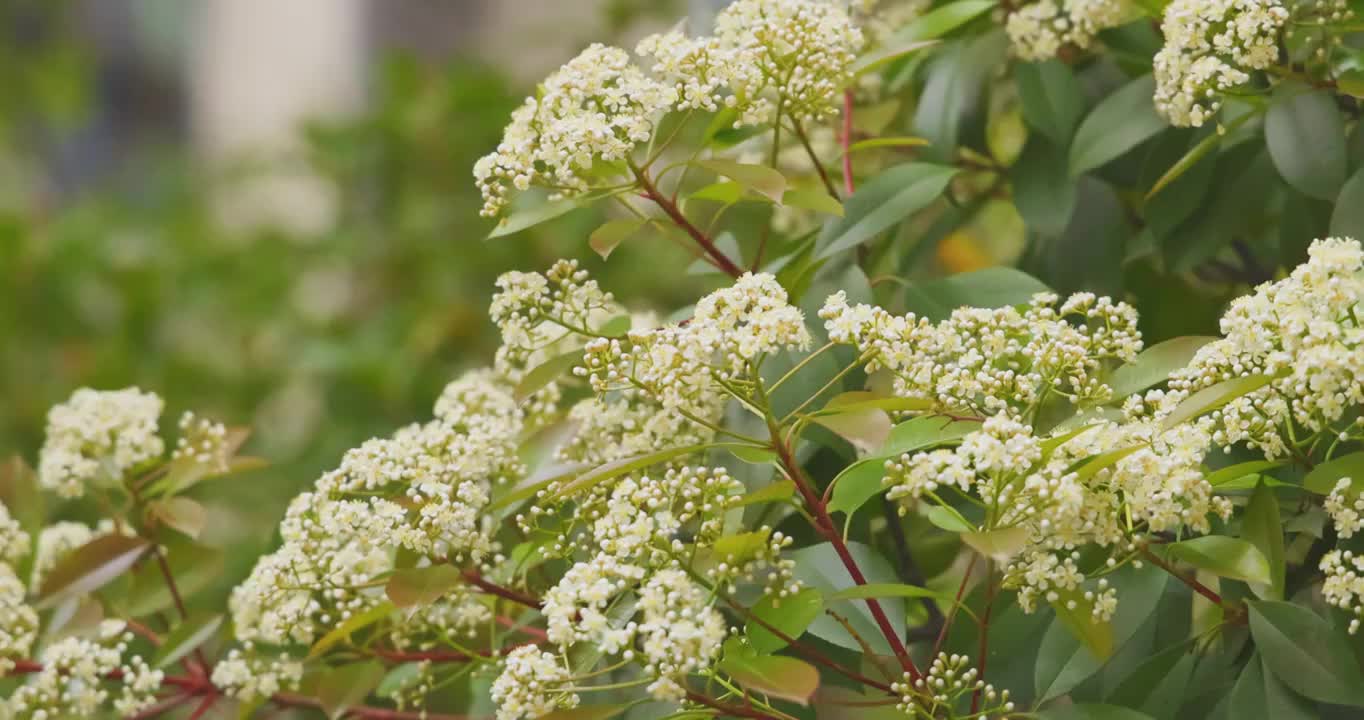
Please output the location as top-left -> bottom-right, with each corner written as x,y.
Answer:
37,387 -> 165,498
1153,0 -> 1288,126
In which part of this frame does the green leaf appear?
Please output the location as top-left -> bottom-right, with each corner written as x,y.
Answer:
746,587 -> 823,653
0,455 -> 45,539
589,218 -> 647,259
846,137 -> 930,153
1161,374 -> 1274,430
827,460 -> 889,517
1340,69 -> 1364,98
903,267 -> 1052,322
697,160 -> 788,203
852,39 -> 939,76
552,444 -> 707,499
1229,653 -> 1318,720
733,480 -> 795,508
1071,445 -> 1141,482
317,661 -> 387,719
816,163 -> 958,260
1265,87 -> 1348,200
1243,482 -> 1285,600
809,405 -> 892,456
892,0 -> 997,41
1303,452 -> 1364,494
1016,60 -> 1085,146
597,315 -> 632,337
1165,536 -> 1271,585
1107,336 -> 1217,399
725,445 -> 777,465
1069,74 -> 1166,176
122,539 -> 224,618
1146,113 -> 1252,200
309,602 -> 396,659
719,654 -> 820,705
1205,460 -> 1286,487
1012,136 -> 1077,236
36,534 -> 151,610
1050,588 -> 1115,660
376,663 -> 423,699
1330,167 -> 1364,242
713,531 -> 774,563
154,612 -> 224,669
514,350 -> 582,401
385,565 -> 463,608
829,582 -> 945,602
1038,705 -> 1155,720
789,541 -> 905,654
927,505 -> 975,533
1105,642 -> 1195,718
1249,600 -> 1364,706
961,525 -> 1029,561
488,196 -> 587,239
690,181 -> 745,205
781,188 -> 843,216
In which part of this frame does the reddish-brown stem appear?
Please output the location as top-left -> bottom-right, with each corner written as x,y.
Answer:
933,554 -> 979,660
686,691 -> 782,720
1140,546 -> 1232,610
187,695 -> 218,720
792,121 -> 838,198
151,543 -> 213,673
841,90 -> 856,197
127,694 -> 195,720
970,569 -> 997,715
770,430 -> 922,682
635,169 -> 744,278
495,615 -> 549,640
462,569 -> 543,610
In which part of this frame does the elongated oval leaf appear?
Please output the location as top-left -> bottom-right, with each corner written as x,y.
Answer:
1243,482 -> 1286,600
697,160 -> 788,203
789,541 -> 904,653
1249,600 -> 1364,706
817,163 -> 958,259
830,582 -> 945,602
1106,336 -> 1217,399
1161,374 -> 1273,430
1016,60 -> 1085,146
36,534 -> 151,610
1166,536 -> 1271,585
1303,451 -> 1364,494
846,137 -> 930,153
1070,74 -> 1166,176
515,350 -> 582,401
718,654 -> 820,705
903,267 -> 1051,321
488,196 -> 586,239
386,565 -> 463,608
892,0 -> 997,41
1265,88 -> 1347,200
309,602 -> 396,659
154,613 -> 224,669
746,587 -> 823,653
318,661 -> 387,719
552,444 -> 708,499
1205,460 -> 1286,487
781,188 -> 843,216
589,218 -> 647,259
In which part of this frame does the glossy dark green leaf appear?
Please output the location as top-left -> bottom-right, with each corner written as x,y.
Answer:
1249,600 -> 1364,706
1205,460 -> 1286,487
1229,652 -> 1317,720
903,267 -> 1051,321
1243,482 -> 1285,600
1037,704 -> 1155,720
1107,336 -> 1217,399
1070,74 -> 1166,176
1264,88 -> 1347,200
1012,136 -> 1076,236
1106,642 -> 1194,718
1330,167 -> 1364,241
789,541 -> 904,654
1302,451 -> 1364,494
746,587 -> 823,653
816,163 -> 958,259
1016,60 -> 1085,146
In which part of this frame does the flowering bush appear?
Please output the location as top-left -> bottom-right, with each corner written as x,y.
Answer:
8,1 -> 1364,719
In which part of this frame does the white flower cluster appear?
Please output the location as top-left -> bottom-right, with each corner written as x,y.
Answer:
490,646 -> 578,720
1326,477 -> 1364,538
491,259 -> 618,360
0,501 -> 27,566
228,370 -> 523,647
476,0 -> 863,216
892,652 -> 1015,718
637,568 -> 729,701
0,563 -> 37,676
1006,0 -> 1129,61
210,648 -> 304,700
1323,550 -> 1364,634
821,290 -> 1141,417
1153,0 -> 1288,127
171,410 -> 231,475
1155,238 -> 1364,459
30,520 -> 98,591
37,387 -> 165,498
6,620 -> 163,718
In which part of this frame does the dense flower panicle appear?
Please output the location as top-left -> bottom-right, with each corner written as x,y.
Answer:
590,466 -> 743,561
6,621 -> 163,718
210,649 -> 304,701
1006,0 -> 1129,60
1322,549 -> 1364,634
1153,0 -> 1288,126
0,565 -> 37,675
637,567 -> 729,701
171,411 -> 232,474
37,387 -> 165,498
0,501 -> 28,566
490,646 -> 579,720
473,44 -> 676,217
1153,238 -> 1364,458
820,290 -> 1141,417
1327,478 -> 1364,538
492,259 -> 620,366
892,653 -> 1015,718
636,31 -> 733,113
542,552 -> 646,651
713,0 -> 865,125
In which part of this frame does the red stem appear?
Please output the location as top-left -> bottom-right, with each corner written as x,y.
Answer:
933,554 -> 978,660
970,570 -> 997,715
462,569 -> 543,610
686,691 -> 782,720
841,90 -> 856,197
1140,546 -> 1230,609
635,170 -> 744,278
771,432 -> 922,682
